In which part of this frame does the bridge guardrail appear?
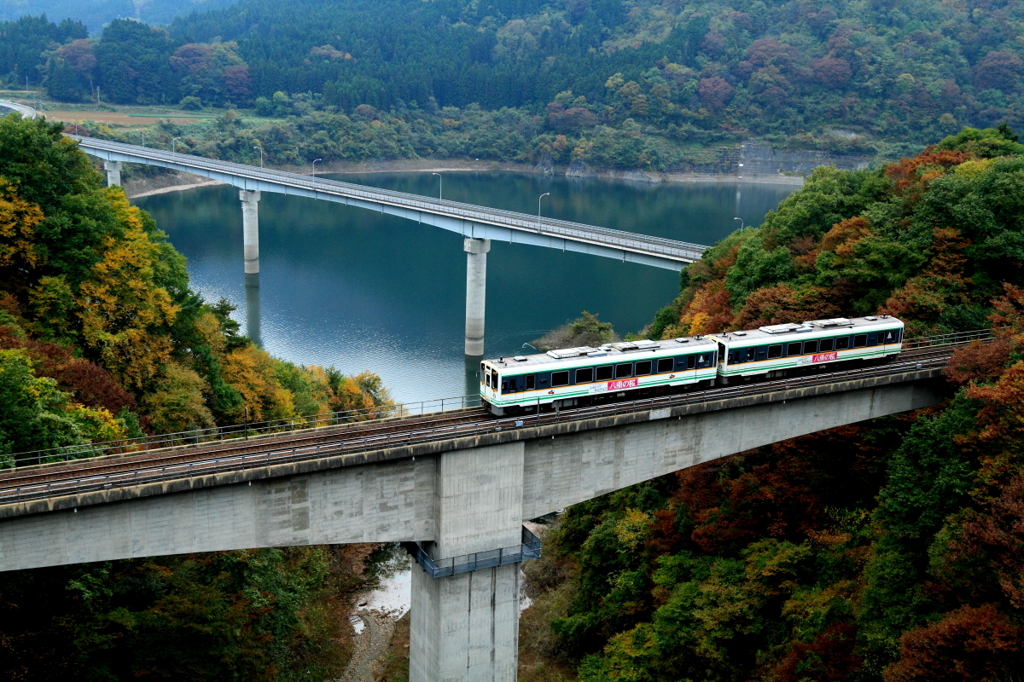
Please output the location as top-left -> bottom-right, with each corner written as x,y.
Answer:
71,137 -> 707,261
4,393 -> 482,468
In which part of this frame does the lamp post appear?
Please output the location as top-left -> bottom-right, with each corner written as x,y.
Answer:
312,158 -> 322,180
537,192 -> 550,232
734,216 -> 744,230
254,145 -> 264,168
172,137 -> 180,155
432,172 -> 442,200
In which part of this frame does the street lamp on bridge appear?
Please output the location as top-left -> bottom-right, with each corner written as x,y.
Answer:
172,137 -> 180,155
432,172 -> 442,200
537,192 -> 550,233
312,158 -> 322,180
734,216 -> 744,230
254,145 -> 264,168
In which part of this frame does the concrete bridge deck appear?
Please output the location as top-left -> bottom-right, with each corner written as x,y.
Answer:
71,136 -> 707,271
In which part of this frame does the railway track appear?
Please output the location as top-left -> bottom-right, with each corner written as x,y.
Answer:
0,341 -> 976,506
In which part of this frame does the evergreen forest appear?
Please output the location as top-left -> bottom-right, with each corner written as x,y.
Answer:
4,0 -> 1024,157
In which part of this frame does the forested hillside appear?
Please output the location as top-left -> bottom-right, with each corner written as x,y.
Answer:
0,112 -> 396,679
0,0 -> 236,35
520,126 -> 1024,681
7,0 -> 1024,149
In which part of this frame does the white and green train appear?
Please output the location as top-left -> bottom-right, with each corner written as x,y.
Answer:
480,315 -> 905,416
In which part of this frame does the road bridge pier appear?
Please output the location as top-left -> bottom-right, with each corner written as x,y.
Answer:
240,190 -> 261,274
464,238 -> 491,357
104,160 -> 122,187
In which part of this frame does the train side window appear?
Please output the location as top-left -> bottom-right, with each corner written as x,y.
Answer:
596,365 -> 614,381
552,371 -> 569,387
804,339 -> 818,354
635,360 -> 652,375
501,380 -> 509,393
836,337 -> 850,350
728,350 -> 738,364
867,332 -> 879,346
853,334 -> 867,348
787,342 -> 802,356
657,358 -> 673,373
687,355 -> 697,369
526,375 -> 535,390
696,354 -> 708,367
576,367 -> 593,383
768,345 -> 782,359
819,338 -> 834,352
616,363 -> 632,378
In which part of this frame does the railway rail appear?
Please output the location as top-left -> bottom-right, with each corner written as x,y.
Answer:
0,331 -> 990,507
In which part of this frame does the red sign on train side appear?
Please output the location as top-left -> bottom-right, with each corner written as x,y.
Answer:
813,352 -> 839,363
607,378 -> 639,391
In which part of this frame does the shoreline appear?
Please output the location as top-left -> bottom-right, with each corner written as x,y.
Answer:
124,158 -> 804,199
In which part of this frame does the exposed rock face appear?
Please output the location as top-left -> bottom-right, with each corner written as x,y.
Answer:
534,151 -> 555,175
566,161 -> 596,177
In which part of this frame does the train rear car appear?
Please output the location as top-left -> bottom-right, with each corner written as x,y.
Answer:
708,315 -> 905,384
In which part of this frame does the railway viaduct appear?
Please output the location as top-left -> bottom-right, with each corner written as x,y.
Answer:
0,364 -> 949,682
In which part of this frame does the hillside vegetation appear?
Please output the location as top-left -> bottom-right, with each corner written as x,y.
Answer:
519,126 -> 1024,681
5,0 -> 1024,166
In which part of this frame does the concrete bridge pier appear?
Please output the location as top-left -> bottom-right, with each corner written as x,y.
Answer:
240,190 -> 261,274
103,160 -> 122,187
464,238 -> 491,357
410,441 -> 525,682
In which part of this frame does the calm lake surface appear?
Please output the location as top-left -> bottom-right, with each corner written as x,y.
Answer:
136,173 -> 796,404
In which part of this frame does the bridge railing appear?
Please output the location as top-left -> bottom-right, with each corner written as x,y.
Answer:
903,328 -> 993,349
72,137 -> 707,260
404,526 -> 542,578
4,393 -> 483,469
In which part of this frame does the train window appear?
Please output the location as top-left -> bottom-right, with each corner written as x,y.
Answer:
526,375 -> 535,390
552,371 -> 569,387
501,380 -> 509,393
485,372 -> 491,388
820,338 -> 834,352
657,358 -> 673,373
768,345 -> 782,359
836,337 -> 850,350
492,370 -> 498,388
596,365 -> 614,381
576,367 -> 594,383
687,355 -> 697,369
787,342 -> 802,356
616,363 -> 633,378
853,334 -> 867,348
696,354 -> 708,367
867,332 -> 879,346
804,340 -> 818,354
883,328 -> 901,343
728,350 -> 739,364
635,360 -> 652,375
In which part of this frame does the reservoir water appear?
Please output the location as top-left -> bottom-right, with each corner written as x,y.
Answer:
136,173 -> 796,404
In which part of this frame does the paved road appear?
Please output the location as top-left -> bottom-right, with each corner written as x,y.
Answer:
71,135 -> 709,270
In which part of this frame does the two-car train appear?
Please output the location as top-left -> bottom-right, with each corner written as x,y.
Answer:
480,315 -> 905,416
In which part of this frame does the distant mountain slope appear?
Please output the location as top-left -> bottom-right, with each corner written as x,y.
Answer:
0,0 -> 236,34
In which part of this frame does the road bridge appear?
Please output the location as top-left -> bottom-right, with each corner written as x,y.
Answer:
0,99 -> 37,119
68,135 -> 709,355
0,337 -> 974,682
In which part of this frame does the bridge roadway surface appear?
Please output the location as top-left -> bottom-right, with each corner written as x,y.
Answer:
69,135 -> 707,270
0,342 -> 958,515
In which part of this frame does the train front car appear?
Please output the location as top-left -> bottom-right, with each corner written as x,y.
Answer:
709,315 -> 905,384
479,337 -> 719,416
